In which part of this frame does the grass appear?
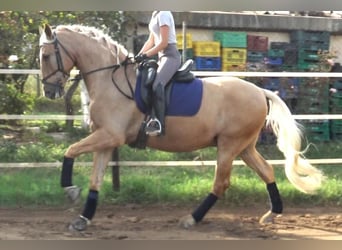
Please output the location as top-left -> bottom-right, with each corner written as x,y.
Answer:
0,127 -> 342,208
0,163 -> 341,208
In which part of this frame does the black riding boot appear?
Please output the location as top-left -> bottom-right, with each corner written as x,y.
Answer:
145,83 -> 166,136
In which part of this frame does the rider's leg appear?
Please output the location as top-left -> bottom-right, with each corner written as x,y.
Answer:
145,82 -> 166,136
145,44 -> 181,136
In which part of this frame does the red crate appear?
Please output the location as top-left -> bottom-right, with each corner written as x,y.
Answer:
247,35 -> 268,52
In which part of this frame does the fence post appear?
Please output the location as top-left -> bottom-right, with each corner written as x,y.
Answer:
112,148 -> 120,191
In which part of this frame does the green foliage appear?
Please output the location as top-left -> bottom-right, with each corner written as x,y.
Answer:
0,83 -> 34,117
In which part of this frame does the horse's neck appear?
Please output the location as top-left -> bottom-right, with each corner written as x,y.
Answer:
65,34 -> 136,101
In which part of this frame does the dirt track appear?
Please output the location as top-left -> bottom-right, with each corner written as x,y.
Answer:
0,204 -> 340,240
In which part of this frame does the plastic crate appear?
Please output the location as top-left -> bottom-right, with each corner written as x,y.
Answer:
246,62 -> 267,71
192,41 -> 221,57
265,57 -> 283,65
297,61 -> 320,71
194,57 -> 221,71
290,30 -> 330,43
262,77 -> 280,91
247,51 -> 267,62
268,49 -> 285,58
247,35 -> 268,51
221,63 -> 246,72
283,48 -> 298,65
304,120 -> 330,133
178,49 -> 194,60
295,40 -> 330,51
331,80 -> 342,90
298,49 -> 320,61
270,42 -> 290,49
306,131 -> 330,142
221,48 -> 247,64
214,31 -> 247,48
177,33 -> 193,49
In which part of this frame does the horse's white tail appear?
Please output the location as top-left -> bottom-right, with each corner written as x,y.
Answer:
263,89 -> 325,194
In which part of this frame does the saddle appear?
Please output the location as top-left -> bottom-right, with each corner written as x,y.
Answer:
137,59 -> 195,110
130,59 -> 196,149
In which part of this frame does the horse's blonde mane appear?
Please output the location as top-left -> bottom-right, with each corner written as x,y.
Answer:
56,25 -> 128,57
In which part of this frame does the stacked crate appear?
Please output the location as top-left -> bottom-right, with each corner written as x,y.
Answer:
177,33 -> 194,61
290,30 -> 330,71
269,42 -> 298,71
290,30 -> 331,142
330,79 -> 342,140
192,41 -> 221,71
297,78 -> 331,142
246,35 -> 268,71
214,31 -> 247,71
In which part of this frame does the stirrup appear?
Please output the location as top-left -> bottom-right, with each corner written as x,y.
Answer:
145,118 -> 162,136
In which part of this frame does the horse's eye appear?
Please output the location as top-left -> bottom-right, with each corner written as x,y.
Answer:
42,54 -> 50,61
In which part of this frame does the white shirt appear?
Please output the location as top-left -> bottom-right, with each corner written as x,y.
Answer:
148,11 -> 177,45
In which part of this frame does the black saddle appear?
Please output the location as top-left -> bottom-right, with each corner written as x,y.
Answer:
138,59 -> 195,110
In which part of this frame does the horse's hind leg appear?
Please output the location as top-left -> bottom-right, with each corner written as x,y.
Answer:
180,139 -> 234,228
240,144 -> 283,224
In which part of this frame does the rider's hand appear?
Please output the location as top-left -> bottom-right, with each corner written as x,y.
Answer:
134,53 -> 148,63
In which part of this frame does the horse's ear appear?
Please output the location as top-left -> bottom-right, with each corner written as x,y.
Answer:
43,24 -> 53,39
39,25 -> 44,35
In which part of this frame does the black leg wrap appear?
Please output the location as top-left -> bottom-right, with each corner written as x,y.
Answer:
61,156 -> 74,187
267,182 -> 283,214
82,190 -> 98,220
191,193 -> 218,223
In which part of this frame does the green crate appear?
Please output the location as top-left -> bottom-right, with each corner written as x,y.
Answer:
268,49 -> 285,58
298,49 -> 320,61
306,132 -> 330,142
290,30 -> 330,42
247,51 -> 267,62
178,49 -> 194,60
297,61 -> 320,71
214,31 -> 247,48
303,121 -> 330,133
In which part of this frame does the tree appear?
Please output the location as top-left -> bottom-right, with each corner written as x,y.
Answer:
0,11 -> 136,117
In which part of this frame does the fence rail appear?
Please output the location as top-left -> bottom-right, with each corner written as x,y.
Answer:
1,158 -> 342,169
1,69 -> 342,168
2,69 -> 342,78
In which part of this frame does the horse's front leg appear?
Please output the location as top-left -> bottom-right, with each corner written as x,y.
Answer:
61,129 -> 124,204
68,148 -> 113,231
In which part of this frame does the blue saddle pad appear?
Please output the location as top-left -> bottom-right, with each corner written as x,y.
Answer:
135,78 -> 203,116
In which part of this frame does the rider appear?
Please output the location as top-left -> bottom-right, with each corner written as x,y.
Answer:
135,11 -> 181,136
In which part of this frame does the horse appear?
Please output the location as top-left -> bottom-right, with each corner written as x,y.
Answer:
39,24 -> 324,231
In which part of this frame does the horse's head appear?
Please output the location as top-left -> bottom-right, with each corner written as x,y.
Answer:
39,24 -> 75,99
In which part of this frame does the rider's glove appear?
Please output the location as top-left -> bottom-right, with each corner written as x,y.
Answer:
134,53 -> 148,63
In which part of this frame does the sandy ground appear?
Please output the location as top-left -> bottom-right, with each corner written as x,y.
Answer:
0,203 -> 340,240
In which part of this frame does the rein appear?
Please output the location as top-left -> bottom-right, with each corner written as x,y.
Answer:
82,56 -> 135,100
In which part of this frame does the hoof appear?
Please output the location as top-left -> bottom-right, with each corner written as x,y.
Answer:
179,215 -> 196,229
259,210 -> 282,225
68,215 -> 90,231
64,186 -> 82,204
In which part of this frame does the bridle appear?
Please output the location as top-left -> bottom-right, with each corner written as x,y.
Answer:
40,32 -> 136,100
41,34 -> 75,92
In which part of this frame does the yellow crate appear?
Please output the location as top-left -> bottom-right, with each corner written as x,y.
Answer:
177,33 -> 193,49
193,41 -> 221,57
221,48 -> 247,64
222,63 -> 246,72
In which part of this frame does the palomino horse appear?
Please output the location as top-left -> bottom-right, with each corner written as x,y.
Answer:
39,24 -> 324,231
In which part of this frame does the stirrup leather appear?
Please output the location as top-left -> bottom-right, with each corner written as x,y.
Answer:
145,118 -> 162,136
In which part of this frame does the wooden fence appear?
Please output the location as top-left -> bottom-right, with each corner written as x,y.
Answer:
2,69 -> 342,190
